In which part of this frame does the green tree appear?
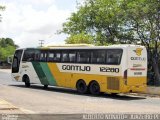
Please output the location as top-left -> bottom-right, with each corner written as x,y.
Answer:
61,0 -> 160,85
61,0 -> 126,45
65,32 -> 93,44
61,0 -> 137,45
0,46 -> 15,61
0,38 -> 17,62
120,0 -> 160,85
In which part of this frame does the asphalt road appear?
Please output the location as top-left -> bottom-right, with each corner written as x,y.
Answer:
0,69 -> 160,114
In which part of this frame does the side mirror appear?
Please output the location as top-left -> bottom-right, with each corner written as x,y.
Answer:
7,56 -> 13,64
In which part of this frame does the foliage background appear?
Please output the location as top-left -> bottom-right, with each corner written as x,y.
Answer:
61,0 -> 160,85
0,38 -> 17,62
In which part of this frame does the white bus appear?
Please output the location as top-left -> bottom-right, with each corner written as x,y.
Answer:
11,44 -> 147,95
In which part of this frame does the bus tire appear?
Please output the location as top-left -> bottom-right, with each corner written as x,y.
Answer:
111,93 -> 118,96
23,75 -> 30,87
43,85 -> 48,89
89,81 -> 100,95
76,80 -> 88,94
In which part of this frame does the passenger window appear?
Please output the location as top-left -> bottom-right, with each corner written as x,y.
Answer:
77,51 -> 91,63
54,52 -> 61,62
47,51 -> 61,62
48,51 -> 55,62
62,53 -> 69,62
69,52 -> 76,62
106,49 -> 122,65
91,50 -> 105,64
34,50 -> 41,61
61,52 -> 76,63
22,49 -> 36,61
39,51 -> 47,62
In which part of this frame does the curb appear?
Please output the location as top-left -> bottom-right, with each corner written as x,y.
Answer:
0,69 -> 11,73
0,98 -> 23,114
0,98 -> 35,114
127,86 -> 160,97
145,86 -> 160,95
0,99 -> 34,120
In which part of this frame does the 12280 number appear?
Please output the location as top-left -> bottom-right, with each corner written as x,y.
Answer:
100,67 -> 119,73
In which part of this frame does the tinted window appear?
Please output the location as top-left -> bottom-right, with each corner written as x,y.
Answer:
106,49 -> 122,65
12,58 -> 18,69
39,51 -> 47,62
77,51 -> 91,63
62,53 -> 69,62
62,52 -> 76,63
52,51 -> 61,62
69,52 -> 76,63
47,50 -> 61,62
34,50 -> 41,61
16,50 -> 23,62
12,50 -> 23,73
54,52 -> 61,62
22,49 -> 36,61
91,50 -> 105,64
47,51 -> 55,62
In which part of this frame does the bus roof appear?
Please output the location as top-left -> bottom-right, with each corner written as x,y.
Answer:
17,44 -> 145,50
45,44 -> 94,47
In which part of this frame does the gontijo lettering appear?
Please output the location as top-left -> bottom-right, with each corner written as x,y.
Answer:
62,65 -> 91,71
131,57 -> 146,61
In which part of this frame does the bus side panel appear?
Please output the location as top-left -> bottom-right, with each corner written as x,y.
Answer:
11,72 -> 22,82
127,46 -> 147,92
55,63 -> 123,93
20,62 -> 41,84
47,63 -> 108,91
31,62 -> 57,86
47,63 -> 67,87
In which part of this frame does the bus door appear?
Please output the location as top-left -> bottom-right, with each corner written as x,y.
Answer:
12,49 -> 23,81
127,46 -> 147,86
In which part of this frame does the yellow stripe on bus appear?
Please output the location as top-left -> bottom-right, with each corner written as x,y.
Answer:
47,63 -> 146,93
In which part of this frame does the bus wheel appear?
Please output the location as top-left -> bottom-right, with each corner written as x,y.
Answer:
111,93 -> 118,96
43,85 -> 48,89
89,81 -> 100,95
23,75 -> 30,87
76,80 -> 87,94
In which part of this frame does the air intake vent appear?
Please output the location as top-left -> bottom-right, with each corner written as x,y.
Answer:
107,77 -> 120,90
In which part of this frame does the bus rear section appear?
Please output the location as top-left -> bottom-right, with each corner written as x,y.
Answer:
124,46 -> 147,93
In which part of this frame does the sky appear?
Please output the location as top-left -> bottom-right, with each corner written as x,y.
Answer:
0,0 -> 82,48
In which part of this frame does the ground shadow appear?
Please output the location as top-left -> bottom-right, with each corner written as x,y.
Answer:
9,84 -> 146,101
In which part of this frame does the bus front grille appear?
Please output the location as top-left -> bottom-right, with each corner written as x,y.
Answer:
107,77 -> 120,90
